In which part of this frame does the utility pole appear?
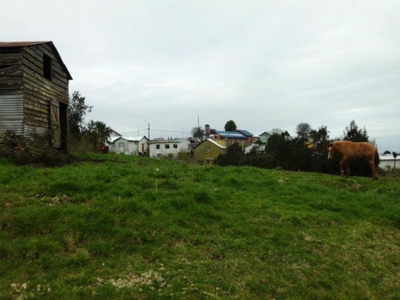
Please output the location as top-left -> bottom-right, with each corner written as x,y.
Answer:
144,119 -> 150,140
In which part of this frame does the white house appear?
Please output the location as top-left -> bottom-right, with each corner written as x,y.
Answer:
109,136 -> 149,155
149,138 -> 191,158
379,155 -> 398,171
258,130 -> 291,144
244,143 -> 265,154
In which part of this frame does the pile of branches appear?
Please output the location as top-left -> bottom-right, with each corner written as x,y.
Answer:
0,130 -> 72,166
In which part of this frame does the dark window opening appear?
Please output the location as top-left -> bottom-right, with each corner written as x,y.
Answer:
0,65 -> 12,70
43,54 -> 52,80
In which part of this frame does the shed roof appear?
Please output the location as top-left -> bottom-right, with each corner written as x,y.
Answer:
0,41 -> 72,80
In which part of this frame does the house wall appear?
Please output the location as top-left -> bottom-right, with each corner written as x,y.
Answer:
194,140 -> 226,163
259,133 -> 271,144
379,157 -> 399,170
110,137 -> 148,155
149,140 -> 190,158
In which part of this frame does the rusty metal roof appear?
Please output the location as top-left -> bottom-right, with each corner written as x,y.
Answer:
0,41 -> 72,80
0,41 -> 49,47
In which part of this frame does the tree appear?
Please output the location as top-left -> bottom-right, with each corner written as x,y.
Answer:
68,91 -> 93,139
85,120 -> 112,151
215,142 -> 243,166
296,122 -> 312,140
309,126 -> 331,173
343,120 -> 372,143
191,126 -> 204,138
224,120 -> 237,132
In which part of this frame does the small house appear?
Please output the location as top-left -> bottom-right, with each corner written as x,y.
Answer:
193,138 -> 227,164
110,136 -> 149,155
149,138 -> 191,159
0,41 -> 72,150
379,155 -> 399,171
212,130 -> 249,146
259,130 -> 291,144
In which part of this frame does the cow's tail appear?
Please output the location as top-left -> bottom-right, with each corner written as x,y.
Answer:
374,149 -> 380,168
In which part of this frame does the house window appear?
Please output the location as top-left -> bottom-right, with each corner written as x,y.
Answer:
173,144 -> 178,149
119,142 -> 124,147
165,144 -> 170,149
156,145 -> 160,149
43,54 -> 52,80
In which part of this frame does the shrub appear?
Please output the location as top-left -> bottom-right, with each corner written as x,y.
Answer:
0,130 -> 73,166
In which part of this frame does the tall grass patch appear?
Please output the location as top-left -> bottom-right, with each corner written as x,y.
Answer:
0,153 -> 399,299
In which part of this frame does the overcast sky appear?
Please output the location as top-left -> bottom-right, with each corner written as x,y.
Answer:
2,0 -> 399,151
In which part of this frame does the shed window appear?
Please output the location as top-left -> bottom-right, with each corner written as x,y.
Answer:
43,54 -> 52,80
173,144 -> 178,149
156,145 -> 160,149
165,144 -> 170,149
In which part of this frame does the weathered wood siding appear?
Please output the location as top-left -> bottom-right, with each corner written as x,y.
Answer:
0,42 -> 71,149
21,44 -> 69,134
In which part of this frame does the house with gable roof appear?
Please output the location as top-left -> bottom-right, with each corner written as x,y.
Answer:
259,130 -> 291,144
193,138 -> 227,164
109,135 -> 149,155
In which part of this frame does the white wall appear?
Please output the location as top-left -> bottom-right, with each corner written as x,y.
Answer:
379,157 -> 399,170
149,140 -> 190,158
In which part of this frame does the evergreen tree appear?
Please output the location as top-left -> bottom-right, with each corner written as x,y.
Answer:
343,120 -> 372,143
224,120 -> 237,132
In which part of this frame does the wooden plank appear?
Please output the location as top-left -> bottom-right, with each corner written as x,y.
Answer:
0,52 -> 22,65
23,68 -> 69,97
22,56 -> 69,92
0,65 -> 23,76
50,100 -> 61,147
23,46 -> 70,87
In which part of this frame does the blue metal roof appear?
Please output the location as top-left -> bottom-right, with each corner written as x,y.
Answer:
214,131 -> 248,139
237,129 -> 253,137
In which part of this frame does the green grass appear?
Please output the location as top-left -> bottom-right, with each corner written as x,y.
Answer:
0,153 -> 399,299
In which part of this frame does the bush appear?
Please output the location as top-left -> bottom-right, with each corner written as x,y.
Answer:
0,130 -> 73,166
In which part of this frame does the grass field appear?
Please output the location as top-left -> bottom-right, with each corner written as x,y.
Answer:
0,153 -> 399,299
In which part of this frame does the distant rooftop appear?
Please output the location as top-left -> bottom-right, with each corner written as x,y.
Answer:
214,131 -> 248,139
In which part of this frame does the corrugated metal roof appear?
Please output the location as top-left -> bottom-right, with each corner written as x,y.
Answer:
113,136 -> 147,142
0,41 -> 72,80
0,41 -> 49,47
237,129 -> 253,137
149,138 -> 188,144
214,130 -> 247,139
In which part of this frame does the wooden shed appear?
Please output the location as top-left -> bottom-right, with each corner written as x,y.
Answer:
0,41 -> 72,150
